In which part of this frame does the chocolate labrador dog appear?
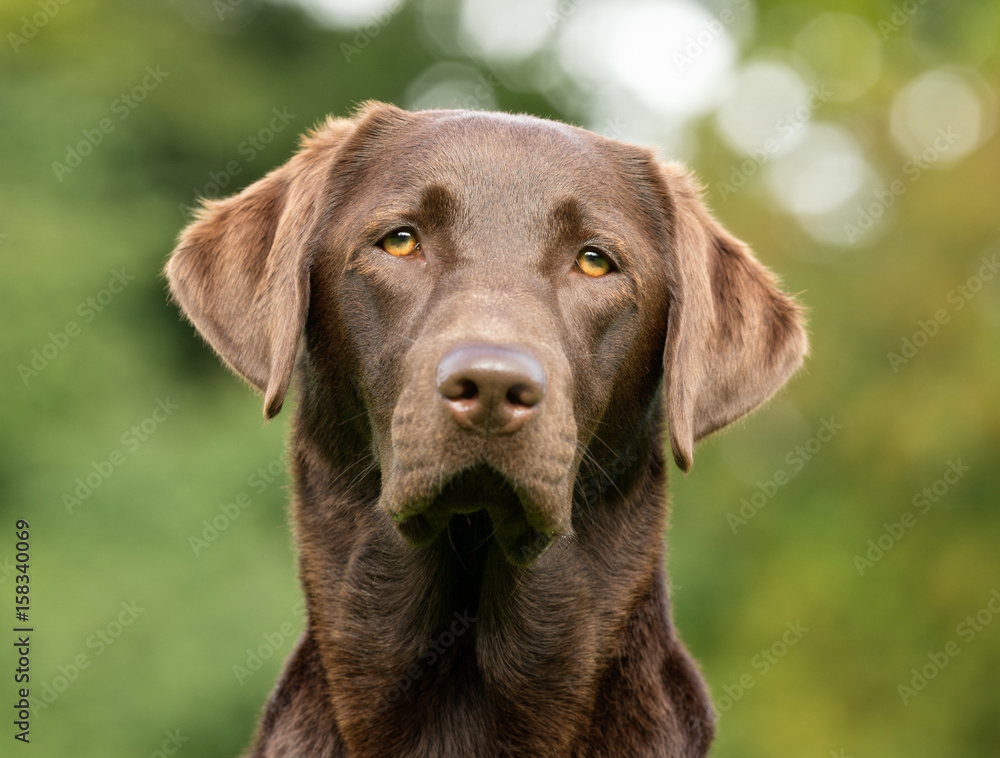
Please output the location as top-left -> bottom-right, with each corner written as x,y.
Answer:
166,102 -> 806,757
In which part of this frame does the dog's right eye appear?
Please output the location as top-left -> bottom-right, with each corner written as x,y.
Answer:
576,247 -> 614,277
379,229 -> 420,257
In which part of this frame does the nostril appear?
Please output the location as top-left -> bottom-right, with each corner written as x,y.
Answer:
506,383 -> 542,408
439,375 -> 479,401
456,379 -> 478,401
436,345 -> 546,432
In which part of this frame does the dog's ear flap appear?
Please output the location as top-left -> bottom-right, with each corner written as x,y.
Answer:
660,163 -> 808,472
166,117 -> 354,420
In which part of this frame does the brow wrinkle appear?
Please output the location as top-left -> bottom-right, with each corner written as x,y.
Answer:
419,184 -> 459,232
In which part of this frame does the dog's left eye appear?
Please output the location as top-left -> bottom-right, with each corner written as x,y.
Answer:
576,248 -> 613,277
379,229 -> 420,257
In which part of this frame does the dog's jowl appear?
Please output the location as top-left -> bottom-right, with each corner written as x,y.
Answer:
166,102 -> 807,757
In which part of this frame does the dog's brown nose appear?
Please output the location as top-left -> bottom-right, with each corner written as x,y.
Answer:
437,345 -> 545,434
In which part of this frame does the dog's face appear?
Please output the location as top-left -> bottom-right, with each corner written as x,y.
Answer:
167,103 -> 806,564
312,110 -> 679,563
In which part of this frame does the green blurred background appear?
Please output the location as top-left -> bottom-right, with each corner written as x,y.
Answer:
2,0 -> 999,755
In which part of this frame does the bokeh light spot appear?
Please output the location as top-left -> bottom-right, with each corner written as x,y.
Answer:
768,123 -> 868,216
404,61 -> 499,111
458,0 -> 559,63
715,60 -> 813,157
794,13 -> 882,102
557,0 -> 738,121
890,69 -> 992,166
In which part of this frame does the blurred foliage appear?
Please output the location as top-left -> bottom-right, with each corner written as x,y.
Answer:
1,0 -> 998,756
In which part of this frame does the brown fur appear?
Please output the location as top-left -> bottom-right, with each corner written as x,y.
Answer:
166,102 -> 807,757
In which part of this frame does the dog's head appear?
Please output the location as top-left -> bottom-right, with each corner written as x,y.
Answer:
167,102 -> 807,564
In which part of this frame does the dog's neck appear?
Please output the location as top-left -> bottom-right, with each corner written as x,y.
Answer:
267,381 -> 711,756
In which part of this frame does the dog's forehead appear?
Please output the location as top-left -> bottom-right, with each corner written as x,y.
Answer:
409,110 -> 597,170
365,110 -> 649,229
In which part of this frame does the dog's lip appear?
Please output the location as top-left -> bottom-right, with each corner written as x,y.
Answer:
389,468 -> 558,526
394,512 -> 559,564
388,465 -> 566,559
386,465 -> 492,525
392,509 -> 447,546
518,527 -> 557,562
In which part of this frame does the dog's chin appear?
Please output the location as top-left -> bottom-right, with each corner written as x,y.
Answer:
391,466 -> 560,566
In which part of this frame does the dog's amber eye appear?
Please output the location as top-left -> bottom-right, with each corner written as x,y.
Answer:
380,229 -> 419,257
576,248 -> 612,277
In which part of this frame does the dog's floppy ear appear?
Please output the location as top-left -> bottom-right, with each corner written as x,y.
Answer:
660,163 -> 808,472
166,117 -> 355,420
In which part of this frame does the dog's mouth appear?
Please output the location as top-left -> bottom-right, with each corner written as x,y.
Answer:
392,465 -> 559,565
